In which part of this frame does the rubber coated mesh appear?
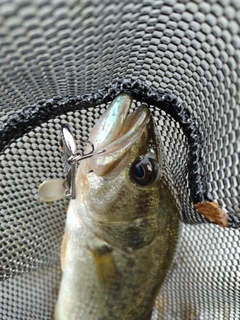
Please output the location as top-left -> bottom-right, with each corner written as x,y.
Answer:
0,0 -> 240,319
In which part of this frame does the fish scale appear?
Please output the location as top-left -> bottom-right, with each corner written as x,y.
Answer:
53,94 -> 180,319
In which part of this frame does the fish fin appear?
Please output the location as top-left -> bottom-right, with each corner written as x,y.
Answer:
88,245 -> 118,287
61,229 -> 68,272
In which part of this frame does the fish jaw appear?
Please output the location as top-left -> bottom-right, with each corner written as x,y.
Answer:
88,93 -> 133,150
88,105 -> 151,177
87,92 -> 152,177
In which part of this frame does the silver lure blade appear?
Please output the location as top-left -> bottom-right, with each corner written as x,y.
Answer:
38,178 -> 66,202
61,124 -> 77,199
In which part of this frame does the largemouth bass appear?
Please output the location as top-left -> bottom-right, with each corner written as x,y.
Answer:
54,94 -> 180,320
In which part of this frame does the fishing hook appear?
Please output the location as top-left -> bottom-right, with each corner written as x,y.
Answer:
61,124 -> 105,199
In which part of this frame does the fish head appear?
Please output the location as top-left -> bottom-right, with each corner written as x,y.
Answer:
74,93 -> 179,250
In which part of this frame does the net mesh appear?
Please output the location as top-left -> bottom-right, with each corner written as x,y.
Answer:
0,0 -> 240,319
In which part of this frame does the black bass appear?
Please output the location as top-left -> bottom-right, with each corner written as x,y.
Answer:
54,93 -> 180,320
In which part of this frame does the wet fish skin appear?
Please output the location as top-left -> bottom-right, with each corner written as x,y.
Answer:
54,94 -> 180,320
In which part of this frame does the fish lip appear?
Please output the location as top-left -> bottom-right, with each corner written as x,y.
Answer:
100,105 -> 150,152
88,93 -> 133,151
91,93 -> 150,152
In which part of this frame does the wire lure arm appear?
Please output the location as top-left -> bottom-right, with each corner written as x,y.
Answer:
61,124 -> 105,199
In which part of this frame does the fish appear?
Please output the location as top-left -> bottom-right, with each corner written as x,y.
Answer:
53,93 -> 180,320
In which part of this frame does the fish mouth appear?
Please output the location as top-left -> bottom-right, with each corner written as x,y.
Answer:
88,93 -> 151,176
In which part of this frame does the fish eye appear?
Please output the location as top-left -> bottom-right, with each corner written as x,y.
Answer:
130,158 -> 155,186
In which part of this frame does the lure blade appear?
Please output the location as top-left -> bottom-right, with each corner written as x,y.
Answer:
38,178 -> 66,202
61,124 -> 77,199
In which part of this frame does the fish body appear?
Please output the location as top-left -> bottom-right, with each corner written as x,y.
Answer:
54,94 -> 180,320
